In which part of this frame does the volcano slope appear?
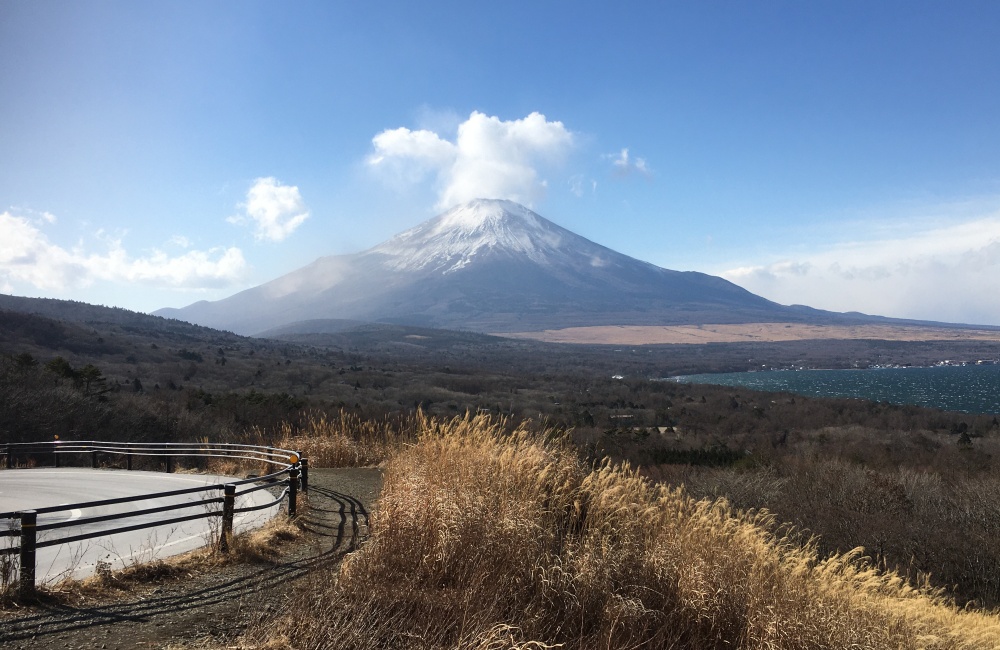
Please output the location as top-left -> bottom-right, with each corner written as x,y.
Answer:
156,199 -> 882,336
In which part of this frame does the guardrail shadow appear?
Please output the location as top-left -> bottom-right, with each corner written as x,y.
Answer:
300,485 -> 370,550
0,476 -> 360,646
1,441 -> 304,598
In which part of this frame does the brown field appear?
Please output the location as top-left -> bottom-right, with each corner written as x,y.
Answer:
503,322 -> 1000,345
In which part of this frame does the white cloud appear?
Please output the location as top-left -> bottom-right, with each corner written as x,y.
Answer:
568,174 -> 598,198
608,148 -> 652,178
0,211 -> 247,292
720,214 -> 1000,325
229,177 -> 309,242
367,111 -> 575,209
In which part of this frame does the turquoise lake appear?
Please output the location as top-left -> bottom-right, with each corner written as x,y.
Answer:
675,364 -> 1000,415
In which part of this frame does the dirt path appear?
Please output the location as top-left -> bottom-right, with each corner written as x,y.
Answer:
0,467 -> 382,649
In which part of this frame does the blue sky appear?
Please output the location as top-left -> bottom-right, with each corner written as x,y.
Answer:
3,1 -> 1000,325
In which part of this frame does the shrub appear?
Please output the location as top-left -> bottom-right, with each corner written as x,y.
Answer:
258,414 -> 1000,649
271,410 -> 424,468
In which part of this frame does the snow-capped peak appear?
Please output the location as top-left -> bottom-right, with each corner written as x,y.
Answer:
433,198 -> 544,233
371,199 -> 572,273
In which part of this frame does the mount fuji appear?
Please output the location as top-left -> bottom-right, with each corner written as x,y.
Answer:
155,199 -> 836,336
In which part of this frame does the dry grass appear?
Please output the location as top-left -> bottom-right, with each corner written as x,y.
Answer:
1,512 -> 303,608
220,513 -> 303,564
254,413 -> 1000,650
1,524 -> 18,603
272,410 -> 422,468
35,556 -> 189,604
183,409 -> 417,477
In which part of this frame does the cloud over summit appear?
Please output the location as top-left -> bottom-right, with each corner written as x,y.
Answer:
368,111 -> 574,209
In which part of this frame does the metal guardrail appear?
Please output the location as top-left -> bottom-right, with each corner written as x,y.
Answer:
0,440 -> 307,599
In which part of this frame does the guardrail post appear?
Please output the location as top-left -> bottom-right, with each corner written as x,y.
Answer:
126,443 -> 132,471
18,510 -> 36,600
300,458 -> 308,493
288,467 -> 299,518
91,448 -> 99,469
53,445 -> 60,468
5,444 -> 11,469
165,445 -> 174,473
220,484 -> 235,552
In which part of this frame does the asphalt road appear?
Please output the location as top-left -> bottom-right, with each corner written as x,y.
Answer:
0,468 -> 281,584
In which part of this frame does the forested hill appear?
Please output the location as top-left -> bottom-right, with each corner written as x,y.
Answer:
0,293 -> 235,338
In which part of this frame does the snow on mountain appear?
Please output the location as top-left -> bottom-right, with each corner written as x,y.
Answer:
372,198 -> 590,273
155,199 -> 804,335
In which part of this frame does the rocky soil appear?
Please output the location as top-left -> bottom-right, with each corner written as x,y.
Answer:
0,467 -> 382,649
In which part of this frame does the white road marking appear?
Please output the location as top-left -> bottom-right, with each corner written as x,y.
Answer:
57,503 -> 82,522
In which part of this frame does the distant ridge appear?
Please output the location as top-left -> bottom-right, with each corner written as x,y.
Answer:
152,199 -> 967,336
0,293 -> 234,337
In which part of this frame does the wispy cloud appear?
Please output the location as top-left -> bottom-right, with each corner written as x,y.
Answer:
367,111 -> 575,209
0,210 -> 246,291
607,148 -> 652,178
568,174 -> 597,198
721,213 -> 1000,325
229,177 -> 310,242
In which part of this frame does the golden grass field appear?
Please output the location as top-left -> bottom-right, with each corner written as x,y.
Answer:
256,414 -> 1000,649
503,322 -> 1000,345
